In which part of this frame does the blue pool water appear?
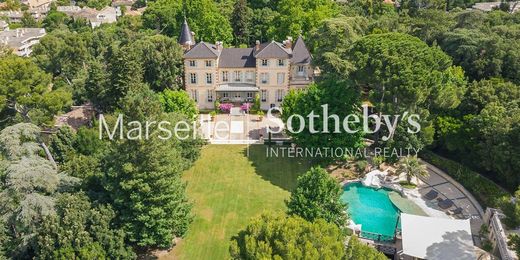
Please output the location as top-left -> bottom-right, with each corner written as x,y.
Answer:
340,182 -> 400,238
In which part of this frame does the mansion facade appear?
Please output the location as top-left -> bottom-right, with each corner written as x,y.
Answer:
179,20 -> 314,110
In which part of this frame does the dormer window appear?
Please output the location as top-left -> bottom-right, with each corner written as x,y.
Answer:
261,59 -> 268,67
278,59 -> 285,66
206,60 -> 212,67
189,60 -> 196,67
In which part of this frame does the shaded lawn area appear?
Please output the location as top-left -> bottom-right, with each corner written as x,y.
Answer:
165,145 -> 311,260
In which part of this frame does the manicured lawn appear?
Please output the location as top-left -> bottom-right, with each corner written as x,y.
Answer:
164,145 -> 311,260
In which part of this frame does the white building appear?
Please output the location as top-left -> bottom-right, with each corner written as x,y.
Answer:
0,28 -> 46,56
59,6 -> 118,28
0,21 -> 8,31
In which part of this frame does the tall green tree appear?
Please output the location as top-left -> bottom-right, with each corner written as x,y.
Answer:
346,33 -> 466,153
346,236 -> 387,260
102,133 -> 193,248
281,78 -> 364,159
0,55 -> 72,126
230,213 -> 346,259
34,193 -> 135,259
287,167 -> 348,229
129,35 -> 185,91
143,0 -> 233,43
231,0 -> 252,45
158,89 -> 198,120
100,89 -> 202,248
273,0 -> 339,40
0,123 -> 78,258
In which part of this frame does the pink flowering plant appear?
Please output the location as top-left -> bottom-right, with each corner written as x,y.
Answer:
240,103 -> 252,112
219,103 -> 233,113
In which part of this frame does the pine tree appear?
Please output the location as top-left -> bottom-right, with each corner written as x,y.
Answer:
231,0 -> 252,45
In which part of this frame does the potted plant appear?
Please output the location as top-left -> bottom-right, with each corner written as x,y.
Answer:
257,110 -> 264,121
210,111 -> 217,121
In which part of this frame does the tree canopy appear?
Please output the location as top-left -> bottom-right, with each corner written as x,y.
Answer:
229,213 -> 346,259
287,167 -> 348,229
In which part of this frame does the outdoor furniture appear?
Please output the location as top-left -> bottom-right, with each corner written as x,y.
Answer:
448,207 -> 464,217
423,189 -> 438,200
438,198 -> 454,209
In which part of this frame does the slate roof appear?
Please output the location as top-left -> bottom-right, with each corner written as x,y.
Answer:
184,42 -> 220,59
182,34 -> 312,68
218,48 -> 256,68
291,36 -> 312,64
254,41 -> 291,59
179,18 -> 194,45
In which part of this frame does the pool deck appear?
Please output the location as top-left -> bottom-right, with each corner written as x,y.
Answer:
414,160 -> 484,246
343,160 -> 485,248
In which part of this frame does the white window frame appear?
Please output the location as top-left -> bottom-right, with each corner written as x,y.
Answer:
276,89 -> 284,102
261,73 -> 268,84
278,59 -> 285,66
189,60 -> 196,67
206,73 -> 213,84
205,60 -> 212,67
261,59 -> 268,67
207,90 -> 213,102
234,71 -> 241,82
190,73 -> 197,84
277,73 -> 285,85
222,71 -> 229,82
247,92 -> 253,98
191,90 -> 198,102
261,90 -> 267,102
246,71 -> 254,82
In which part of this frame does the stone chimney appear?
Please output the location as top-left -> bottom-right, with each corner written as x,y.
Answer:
216,41 -> 223,52
255,40 -> 260,51
284,36 -> 293,49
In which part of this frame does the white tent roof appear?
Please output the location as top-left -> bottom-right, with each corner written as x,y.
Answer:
401,213 -> 475,260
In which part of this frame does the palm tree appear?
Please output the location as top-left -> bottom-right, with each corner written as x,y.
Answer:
397,156 -> 429,184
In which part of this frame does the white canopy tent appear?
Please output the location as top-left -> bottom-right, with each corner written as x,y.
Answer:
401,213 -> 476,260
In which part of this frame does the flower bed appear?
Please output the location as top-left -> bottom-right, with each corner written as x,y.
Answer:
240,103 -> 252,112
219,103 -> 233,113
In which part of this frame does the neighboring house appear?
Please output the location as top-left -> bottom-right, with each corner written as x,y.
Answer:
473,1 -> 520,12
0,11 -> 23,23
0,7 -> 50,23
62,6 -> 118,28
483,208 -> 519,260
0,20 -> 8,31
180,19 -> 314,110
56,5 -> 82,15
0,27 -> 46,56
20,0 -> 53,8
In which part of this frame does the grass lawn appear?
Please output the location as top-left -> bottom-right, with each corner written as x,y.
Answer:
164,145 -> 311,260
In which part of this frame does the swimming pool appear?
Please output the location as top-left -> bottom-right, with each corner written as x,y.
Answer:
340,182 -> 400,239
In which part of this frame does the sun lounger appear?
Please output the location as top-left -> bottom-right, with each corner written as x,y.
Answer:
438,198 -> 454,209
423,189 -> 438,200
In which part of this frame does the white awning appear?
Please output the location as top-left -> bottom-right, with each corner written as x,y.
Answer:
401,213 -> 475,260
216,83 -> 259,92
